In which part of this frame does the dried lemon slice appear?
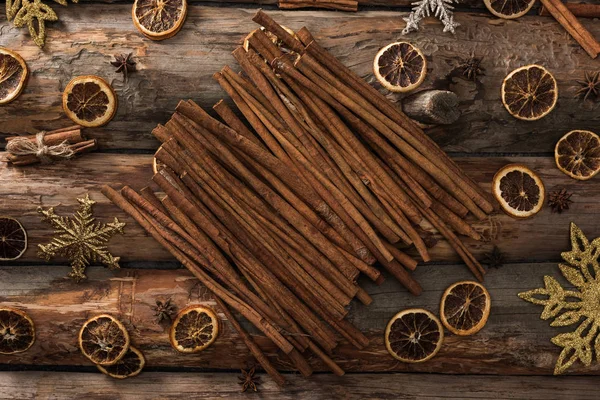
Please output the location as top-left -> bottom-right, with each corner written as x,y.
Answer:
555,130 -> 600,181
79,314 -> 130,366
243,26 -> 297,53
484,0 -> 536,19
0,217 -> 27,261
97,346 -> 145,379
0,307 -> 35,354
501,65 -> 557,121
132,0 -> 188,41
384,308 -> 443,363
0,47 -> 28,105
373,42 -> 426,93
62,75 -> 117,128
492,164 -> 545,218
169,305 -> 219,353
440,281 -> 491,336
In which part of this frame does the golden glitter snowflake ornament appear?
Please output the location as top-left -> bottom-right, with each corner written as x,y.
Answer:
519,223 -> 600,375
38,194 -> 125,282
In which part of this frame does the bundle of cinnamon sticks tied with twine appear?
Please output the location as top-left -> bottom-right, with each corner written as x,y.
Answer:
3,125 -> 97,166
102,10 -> 494,384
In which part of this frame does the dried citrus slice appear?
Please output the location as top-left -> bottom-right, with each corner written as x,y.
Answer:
0,47 -> 28,105
492,164 -> 545,218
0,217 -> 27,261
0,307 -> 35,354
62,75 -> 117,128
97,346 -> 145,379
169,305 -> 219,353
440,281 -> 491,336
555,130 -> 600,181
484,0 -> 536,19
132,0 -> 187,41
384,308 -> 444,363
243,26 -> 297,53
78,314 -> 130,366
373,42 -> 426,93
501,65 -> 557,121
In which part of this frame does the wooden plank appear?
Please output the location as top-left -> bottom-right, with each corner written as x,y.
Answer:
1,153 -> 598,264
0,371 -> 597,400
0,262 -> 597,375
1,7 -> 598,152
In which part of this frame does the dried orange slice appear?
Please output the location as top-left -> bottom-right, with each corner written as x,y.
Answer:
0,217 -> 27,261
97,346 -> 145,379
62,75 -> 117,128
492,164 -> 545,218
373,42 -> 426,93
0,307 -> 35,354
384,308 -> 444,363
132,0 -> 187,41
169,305 -> 219,353
243,26 -> 297,53
501,65 -> 557,121
484,0 -> 536,19
79,314 -> 130,366
440,281 -> 491,336
555,130 -> 600,181
0,47 -> 28,105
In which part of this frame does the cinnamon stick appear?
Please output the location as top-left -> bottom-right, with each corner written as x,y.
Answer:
539,0 -> 600,58
278,0 -> 358,12
214,297 -> 286,386
540,3 -> 600,18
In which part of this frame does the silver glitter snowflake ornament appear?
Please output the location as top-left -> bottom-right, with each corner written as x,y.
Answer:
403,0 -> 460,34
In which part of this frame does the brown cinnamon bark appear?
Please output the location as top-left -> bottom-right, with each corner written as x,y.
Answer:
214,297 -> 287,386
278,0 -> 358,12
6,139 -> 97,166
539,0 -> 600,58
540,3 -> 600,18
101,185 -> 295,356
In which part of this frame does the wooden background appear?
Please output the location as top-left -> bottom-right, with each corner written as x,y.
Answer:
1,1 -> 599,398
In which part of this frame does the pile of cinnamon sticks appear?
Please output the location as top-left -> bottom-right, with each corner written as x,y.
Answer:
103,11 -> 493,384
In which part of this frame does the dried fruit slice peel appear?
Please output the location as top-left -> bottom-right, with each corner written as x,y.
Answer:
0,307 -> 35,354
555,130 -> 600,181
132,0 -> 188,41
243,26 -> 297,53
79,314 -> 130,366
62,75 -> 117,128
0,47 -> 28,105
97,346 -> 145,379
384,308 -> 444,363
492,164 -> 545,219
440,281 -> 491,336
373,42 -> 426,93
501,65 -> 557,121
484,0 -> 536,19
0,217 -> 27,261
169,305 -> 219,353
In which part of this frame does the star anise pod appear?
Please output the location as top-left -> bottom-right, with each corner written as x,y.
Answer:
483,245 -> 505,269
151,298 -> 176,324
574,71 -> 599,102
110,53 -> 136,81
457,54 -> 485,81
548,188 -> 573,214
238,367 -> 261,393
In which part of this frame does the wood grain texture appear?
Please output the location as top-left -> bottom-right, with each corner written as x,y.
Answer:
1,153 -> 598,264
0,371 -> 598,400
0,262 -> 598,375
0,6 -> 598,152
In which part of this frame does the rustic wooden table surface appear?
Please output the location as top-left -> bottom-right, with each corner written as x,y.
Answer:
1,1 -> 599,399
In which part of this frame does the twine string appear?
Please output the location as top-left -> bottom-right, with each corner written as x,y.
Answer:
6,131 -> 74,164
